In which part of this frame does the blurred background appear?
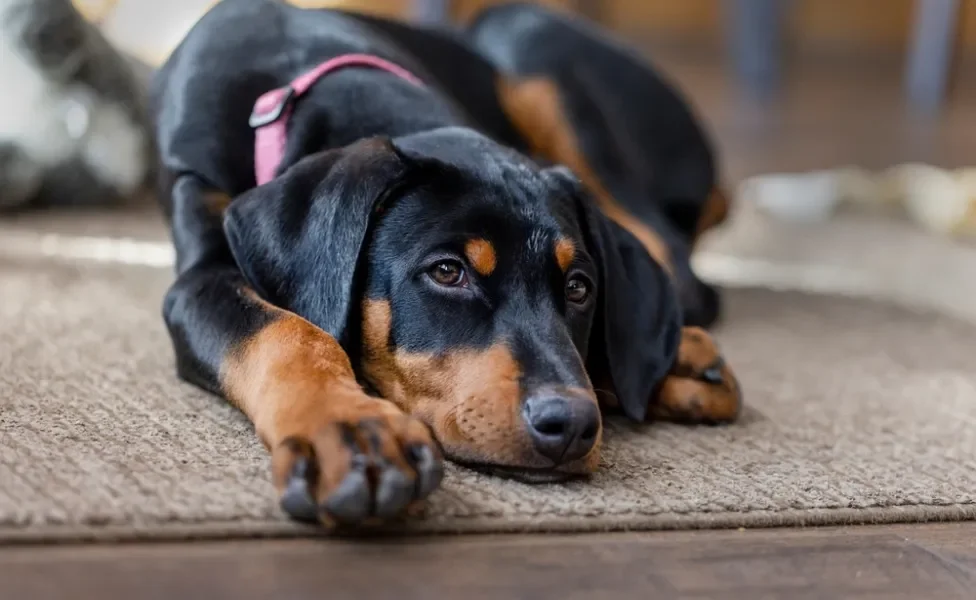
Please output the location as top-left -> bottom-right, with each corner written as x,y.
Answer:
7,0 -> 975,316
78,0 -> 976,183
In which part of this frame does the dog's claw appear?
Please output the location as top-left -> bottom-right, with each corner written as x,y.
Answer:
375,467 -> 414,518
410,444 -> 444,498
274,409 -> 443,527
280,456 -> 319,522
322,447 -> 372,523
700,365 -> 724,385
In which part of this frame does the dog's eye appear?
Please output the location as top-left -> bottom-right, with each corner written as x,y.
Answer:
428,260 -> 467,287
565,276 -> 590,304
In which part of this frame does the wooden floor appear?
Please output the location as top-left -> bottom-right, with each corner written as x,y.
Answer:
3,523 -> 976,599
8,29 -> 976,600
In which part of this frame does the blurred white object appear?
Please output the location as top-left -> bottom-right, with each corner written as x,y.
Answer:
884,163 -> 976,237
835,167 -> 886,206
954,169 -> 976,236
887,163 -> 962,236
740,163 -> 976,239
738,170 -> 841,224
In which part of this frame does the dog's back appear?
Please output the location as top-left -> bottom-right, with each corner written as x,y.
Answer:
467,2 -> 719,243
151,0 -> 507,205
466,2 -> 726,326
332,11 -> 527,153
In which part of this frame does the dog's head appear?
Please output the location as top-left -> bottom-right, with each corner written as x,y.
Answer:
224,129 -> 681,482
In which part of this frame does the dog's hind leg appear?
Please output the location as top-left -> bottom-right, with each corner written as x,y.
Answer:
649,327 -> 742,424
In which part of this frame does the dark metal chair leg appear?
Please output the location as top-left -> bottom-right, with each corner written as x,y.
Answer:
724,0 -> 791,100
905,0 -> 961,114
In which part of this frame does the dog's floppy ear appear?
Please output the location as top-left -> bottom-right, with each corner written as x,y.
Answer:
546,166 -> 682,422
223,137 -> 408,344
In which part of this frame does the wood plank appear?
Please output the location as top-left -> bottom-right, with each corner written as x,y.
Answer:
2,525 -> 975,600
892,522 -> 976,575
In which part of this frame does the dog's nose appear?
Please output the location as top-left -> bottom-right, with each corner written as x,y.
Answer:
523,394 -> 600,464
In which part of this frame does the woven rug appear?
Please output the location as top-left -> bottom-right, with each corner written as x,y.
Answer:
2,248 -> 976,543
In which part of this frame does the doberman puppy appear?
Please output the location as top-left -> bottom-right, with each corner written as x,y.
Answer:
151,0 -> 741,527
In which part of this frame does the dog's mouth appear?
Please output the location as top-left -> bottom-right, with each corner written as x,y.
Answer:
452,460 -> 587,484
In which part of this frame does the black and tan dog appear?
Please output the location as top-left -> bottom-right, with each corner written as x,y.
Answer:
151,0 -> 741,527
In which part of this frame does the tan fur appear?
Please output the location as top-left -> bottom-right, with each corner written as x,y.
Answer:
203,190 -> 232,216
496,76 -> 673,274
554,237 -> 576,272
220,294 -> 388,448
694,187 -> 731,244
361,299 -> 601,473
464,238 -> 497,277
220,291 -> 428,506
652,326 -> 741,423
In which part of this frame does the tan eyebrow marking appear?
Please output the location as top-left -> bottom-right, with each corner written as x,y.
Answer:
554,237 -> 576,272
464,238 -> 497,277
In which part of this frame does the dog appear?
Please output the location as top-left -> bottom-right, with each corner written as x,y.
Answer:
467,3 -> 730,328
151,0 -> 741,527
0,0 -> 153,211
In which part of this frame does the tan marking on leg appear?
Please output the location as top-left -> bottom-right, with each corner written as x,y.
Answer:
496,76 -> 672,274
222,295 -> 439,522
650,326 -> 741,424
464,238 -> 497,277
221,305 -> 363,447
554,237 -> 576,272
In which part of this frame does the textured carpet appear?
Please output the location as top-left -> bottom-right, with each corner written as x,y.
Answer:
2,255 -> 976,543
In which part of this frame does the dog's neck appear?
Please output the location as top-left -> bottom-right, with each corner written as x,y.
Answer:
275,68 -> 469,171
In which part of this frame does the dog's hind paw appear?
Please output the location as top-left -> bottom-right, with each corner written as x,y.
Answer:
650,327 -> 742,425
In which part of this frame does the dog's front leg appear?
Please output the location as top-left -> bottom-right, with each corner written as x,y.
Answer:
163,176 -> 442,526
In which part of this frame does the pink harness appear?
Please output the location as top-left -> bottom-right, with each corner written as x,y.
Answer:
249,54 -> 424,186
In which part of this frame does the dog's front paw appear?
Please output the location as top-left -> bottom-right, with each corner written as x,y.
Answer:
651,327 -> 742,424
271,397 -> 443,526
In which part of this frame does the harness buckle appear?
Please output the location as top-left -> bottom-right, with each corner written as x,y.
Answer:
249,86 -> 295,129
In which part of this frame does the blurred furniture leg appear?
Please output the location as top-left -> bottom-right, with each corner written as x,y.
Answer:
411,0 -> 450,24
574,0 -> 604,23
724,0 -> 791,99
905,0 -> 961,114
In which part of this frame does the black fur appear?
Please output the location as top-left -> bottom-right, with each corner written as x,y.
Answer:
224,138 -> 409,346
467,2 -> 723,327
547,166 -> 682,422
366,129 -> 600,395
152,0 -> 712,458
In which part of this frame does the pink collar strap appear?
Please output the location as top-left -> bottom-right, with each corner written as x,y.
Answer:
250,53 -> 424,186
